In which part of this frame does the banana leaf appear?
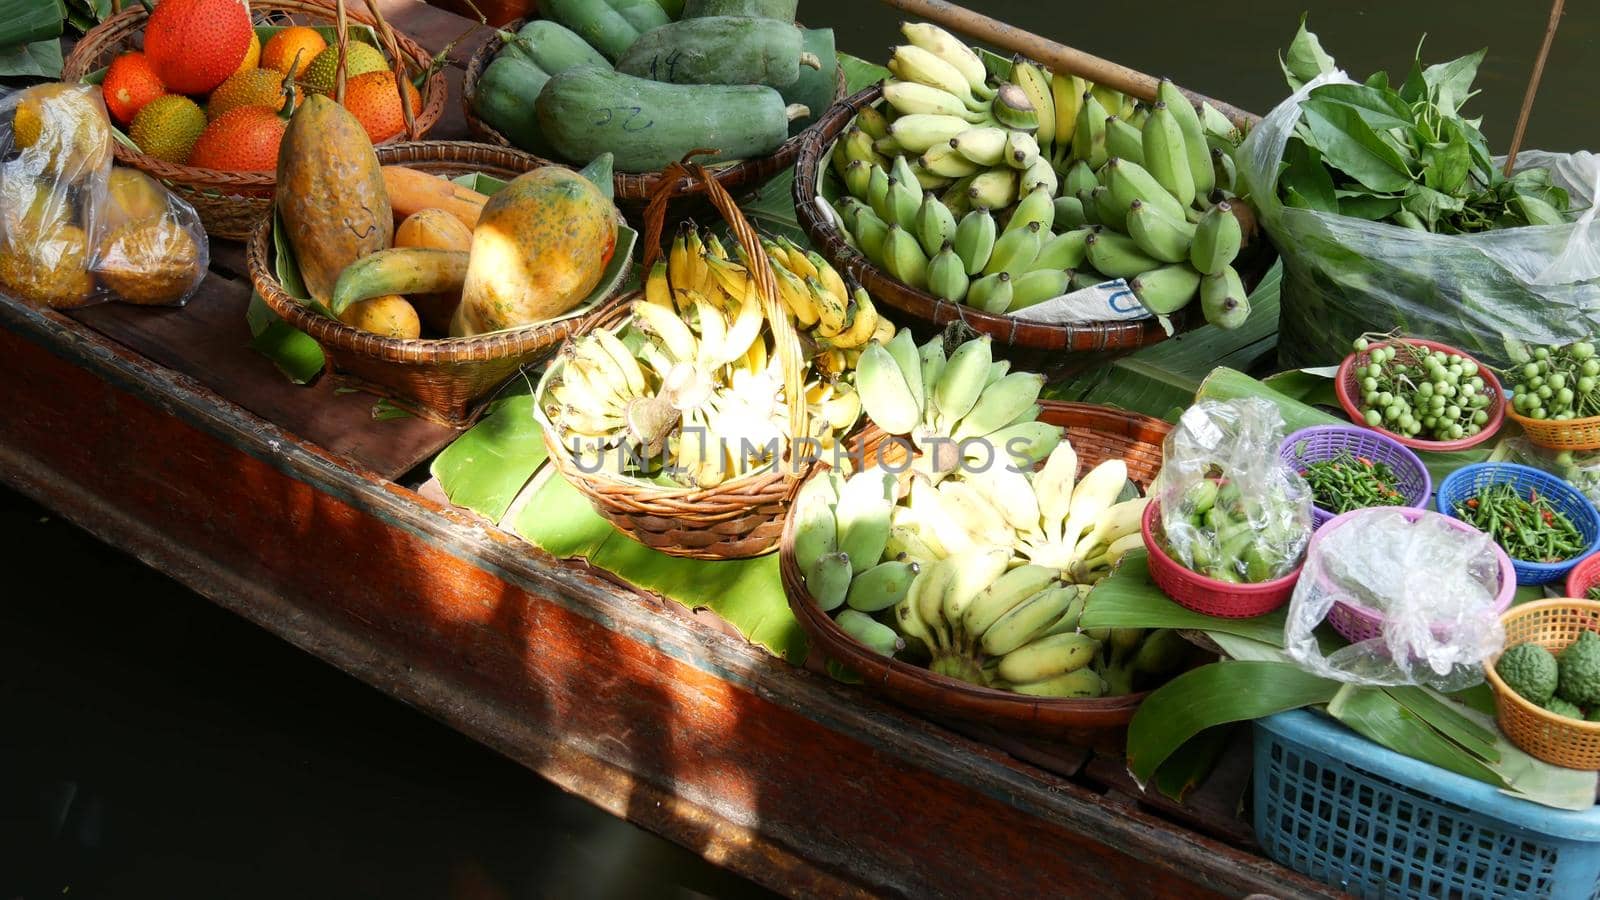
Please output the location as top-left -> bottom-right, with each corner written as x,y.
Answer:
505,468 -> 807,663
0,40 -> 63,80
429,391 -> 546,521
1326,683 -> 1503,785
1043,265 -> 1282,417
1127,660 -> 1341,786
1152,725 -> 1236,802
1079,551 -> 1288,646
0,0 -> 64,51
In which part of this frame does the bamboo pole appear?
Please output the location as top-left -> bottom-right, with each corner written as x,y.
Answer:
1504,0 -> 1564,176
874,0 -> 1259,129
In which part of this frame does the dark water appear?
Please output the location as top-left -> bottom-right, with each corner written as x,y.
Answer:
3,3 -> 1597,899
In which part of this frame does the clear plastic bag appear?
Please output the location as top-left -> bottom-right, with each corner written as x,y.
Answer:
1499,437 -> 1600,508
0,83 -> 207,310
1151,398 -> 1313,582
1238,71 -> 1600,369
1285,508 -> 1506,690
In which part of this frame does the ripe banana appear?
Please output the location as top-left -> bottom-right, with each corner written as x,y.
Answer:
966,271 -> 1012,314
882,79 -> 984,121
1126,199 -> 1196,264
921,140 -> 982,178
1004,129 -> 1041,170
966,168 -> 1018,211
889,42 -> 983,108
1201,264 -> 1250,329
940,547 -> 1012,638
856,340 -> 922,435
915,193 -> 959,257
953,208 -> 997,276
907,556 -> 957,648
1019,155 -> 1058,196
882,224 -> 930,290
1130,263 -> 1202,315
807,551 -> 852,611
950,126 -> 1007,167
1083,229 -> 1161,280
1008,667 -> 1105,698
836,608 -> 904,658
1009,57 -> 1055,153
900,22 -> 992,99
824,288 -> 881,350
1051,72 -> 1085,149
981,585 -> 1077,656
1142,101 -> 1197,208
889,113 -> 973,154
926,242 -> 970,303
1190,201 -> 1243,275
982,220 -> 1042,278
847,559 -> 921,612
996,632 -> 1098,684
963,564 -> 1058,644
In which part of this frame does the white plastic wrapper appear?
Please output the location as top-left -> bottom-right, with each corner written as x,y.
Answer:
0,83 -> 207,310
1286,508 -> 1506,690
1238,71 -> 1600,368
1151,398 -> 1313,582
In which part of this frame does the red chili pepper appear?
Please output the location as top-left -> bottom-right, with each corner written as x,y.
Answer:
1467,498 -> 1480,508
1357,457 -> 1373,467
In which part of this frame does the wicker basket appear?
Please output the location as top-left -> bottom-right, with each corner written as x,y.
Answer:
247,141 -> 604,426
1334,337 -> 1505,452
461,17 -> 847,221
780,401 -> 1186,735
1484,599 -> 1600,770
63,0 -> 447,240
537,163 -> 812,560
792,84 -> 1278,377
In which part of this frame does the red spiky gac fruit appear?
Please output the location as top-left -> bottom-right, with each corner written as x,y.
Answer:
101,51 -> 166,126
187,106 -> 287,172
143,0 -> 254,95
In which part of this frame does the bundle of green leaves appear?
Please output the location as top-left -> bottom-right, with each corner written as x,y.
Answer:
1275,17 -> 1572,235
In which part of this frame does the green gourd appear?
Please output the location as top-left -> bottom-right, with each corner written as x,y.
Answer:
782,27 -> 836,134
680,0 -> 796,19
615,16 -> 810,88
541,0 -> 640,61
603,0 -> 671,32
503,20 -> 610,74
473,56 -> 554,156
535,66 -> 807,172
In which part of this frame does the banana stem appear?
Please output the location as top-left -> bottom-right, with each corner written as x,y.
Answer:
929,652 -> 986,686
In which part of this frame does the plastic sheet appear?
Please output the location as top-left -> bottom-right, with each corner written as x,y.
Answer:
1285,508 -> 1505,690
1152,398 -> 1313,582
1500,437 -> 1600,508
0,83 -> 207,310
1238,71 -> 1600,368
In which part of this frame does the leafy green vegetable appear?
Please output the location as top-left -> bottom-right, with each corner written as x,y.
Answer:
1274,20 -> 1571,235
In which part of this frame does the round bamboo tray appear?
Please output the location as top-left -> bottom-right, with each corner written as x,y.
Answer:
536,163 -> 813,560
781,401 -> 1194,735
64,0 -> 447,240
792,84 -> 1278,376
246,141 -> 605,427
461,17 -> 847,220
1484,599 -> 1600,770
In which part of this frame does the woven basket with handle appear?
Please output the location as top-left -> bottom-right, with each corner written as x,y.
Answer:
461,18 -> 847,221
64,0 -> 446,240
538,162 -> 813,560
792,84 -> 1278,377
246,141 -> 613,427
780,401 -> 1194,734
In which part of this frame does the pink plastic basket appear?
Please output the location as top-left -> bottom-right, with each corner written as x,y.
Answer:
1140,500 -> 1302,619
1568,552 -> 1600,600
1313,507 -> 1516,643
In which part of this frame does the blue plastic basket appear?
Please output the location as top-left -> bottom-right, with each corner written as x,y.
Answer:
1255,709 -> 1600,900
1436,462 -> 1600,586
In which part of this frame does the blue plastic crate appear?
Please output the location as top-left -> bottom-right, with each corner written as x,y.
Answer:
1254,709 -> 1600,900
1436,462 -> 1600,586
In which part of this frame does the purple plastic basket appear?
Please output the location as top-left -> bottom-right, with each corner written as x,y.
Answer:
1310,507 -> 1515,644
1278,425 -> 1432,529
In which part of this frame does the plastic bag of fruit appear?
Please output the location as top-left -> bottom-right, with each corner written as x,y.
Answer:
1150,398 -> 1314,583
1285,507 -> 1505,690
1499,436 -> 1600,508
0,83 -> 207,310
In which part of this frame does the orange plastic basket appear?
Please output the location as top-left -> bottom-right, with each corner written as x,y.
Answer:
1506,406 -> 1600,452
1483,599 -> 1600,770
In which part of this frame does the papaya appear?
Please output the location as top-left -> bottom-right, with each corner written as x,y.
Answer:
680,0 -> 795,19
381,166 -> 490,230
504,20 -> 610,74
541,0 -> 640,61
473,56 -> 554,157
535,67 -> 806,172
782,28 -> 837,134
340,294 -> 422,340
394,210 -> 472,334
276,95 -> 391,304
616,16 -> 811,88
452,166 -> 618,336
603,0 -> 670,34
